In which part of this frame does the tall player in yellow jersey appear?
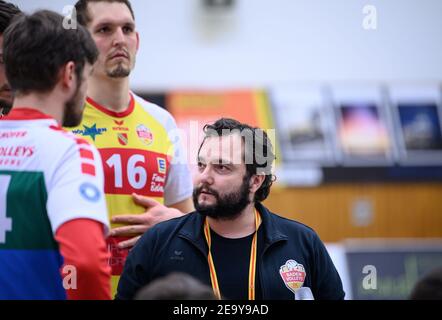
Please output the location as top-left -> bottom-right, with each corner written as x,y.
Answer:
68,0 -> 194,293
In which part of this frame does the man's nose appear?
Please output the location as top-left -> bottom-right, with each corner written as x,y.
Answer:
112,28 -> 126,46
198,166 -> 214,185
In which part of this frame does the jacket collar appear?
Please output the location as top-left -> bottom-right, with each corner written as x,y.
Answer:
256,202 -> 289,244
178,202 -> 288,253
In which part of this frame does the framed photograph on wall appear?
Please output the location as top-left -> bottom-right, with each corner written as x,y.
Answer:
389,85 -> 442,165
269,85 -> 335,166
329,85 -> 395,166
269,85 -> 336,186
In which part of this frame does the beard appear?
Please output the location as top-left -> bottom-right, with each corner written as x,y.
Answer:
62,81 -> 84,127
106,55 -> 135,78
0,84 -> 13,116
107,63 -> 131,78
105,50 -> 135,78
193,174 -> 252,220
0,98 -> 12,117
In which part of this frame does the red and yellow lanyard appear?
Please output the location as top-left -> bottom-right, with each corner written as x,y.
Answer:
203,209 -> 261,300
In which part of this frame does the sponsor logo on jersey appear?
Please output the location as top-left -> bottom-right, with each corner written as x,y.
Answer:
136,124 -> 153,146
117,133 -> 128,146
0,158 -> 22,166
0,144 -> 33,166
150,173 -> 165,193
157,157 -> 166,174
0,131 -> 27,139
79,182 -> 101,202
0,146 -> 35,157
72,124 -> 107,141
112,120 -> 129,132
279,259 -> 306,294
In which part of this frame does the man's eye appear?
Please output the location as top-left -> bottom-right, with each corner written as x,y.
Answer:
123,26 -> 133,33
216,165 -> 229,172
97,26 -> 110,33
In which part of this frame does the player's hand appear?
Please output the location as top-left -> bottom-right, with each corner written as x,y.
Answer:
109,193 -> 184,249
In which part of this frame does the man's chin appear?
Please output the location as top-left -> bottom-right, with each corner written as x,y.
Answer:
197,202 -> 216,212
107,64 -> 131,78
195,204 -> 217,217
0,99 -> 13,116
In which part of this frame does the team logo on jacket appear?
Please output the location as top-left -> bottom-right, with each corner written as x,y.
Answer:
117,133 -> 128,146
136,124 -> 153,146
279,260 -> 306,294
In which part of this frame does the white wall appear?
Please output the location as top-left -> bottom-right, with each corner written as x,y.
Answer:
13,0 -> 442,91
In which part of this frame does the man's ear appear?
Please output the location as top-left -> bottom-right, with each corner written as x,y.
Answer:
136,31 -> 140,51
249,174 -> 265,194
61,61 -> 76,90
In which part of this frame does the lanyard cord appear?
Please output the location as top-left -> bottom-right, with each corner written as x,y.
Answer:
203,209 -> 261,300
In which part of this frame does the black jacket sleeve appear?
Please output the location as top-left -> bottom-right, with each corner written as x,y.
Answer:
311,234 -> 345,300
115,231 -> 154,300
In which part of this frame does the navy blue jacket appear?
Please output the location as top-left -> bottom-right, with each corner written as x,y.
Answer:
116,203 -> 345,300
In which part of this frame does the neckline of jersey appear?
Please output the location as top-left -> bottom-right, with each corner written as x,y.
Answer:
1,107 -> 55,121
86,93 -> 135,118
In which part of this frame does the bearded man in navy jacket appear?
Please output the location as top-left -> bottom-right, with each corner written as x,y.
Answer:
117,118 -> 345,300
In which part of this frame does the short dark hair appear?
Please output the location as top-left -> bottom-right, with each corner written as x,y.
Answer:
0,0 -> 21,34
3,10 -> 98,95
409,267 -> 442,300
199,118 -> 276,202
135,272 -> 217,300
75,0 -> 135,26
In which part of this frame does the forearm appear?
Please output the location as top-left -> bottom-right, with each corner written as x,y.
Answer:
56,219 -> 111,300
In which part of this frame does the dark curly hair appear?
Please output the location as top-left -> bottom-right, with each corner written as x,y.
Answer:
3,10 -> 98,95
0,0 -> 21,33
199,118 -> 276,202
75,0 -> 135,26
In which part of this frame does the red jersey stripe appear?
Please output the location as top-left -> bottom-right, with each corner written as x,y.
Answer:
79,148 -> 94,161
81,163 -> 96,176
76,138 -> 91,146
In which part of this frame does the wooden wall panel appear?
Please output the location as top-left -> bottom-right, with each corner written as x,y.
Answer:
263,183 -> 442,242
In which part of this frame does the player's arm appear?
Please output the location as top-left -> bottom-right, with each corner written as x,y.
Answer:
56,218 -> 111,300
110,194 -> 193,249
109,151 -> 194,248
47,136 -> 111,299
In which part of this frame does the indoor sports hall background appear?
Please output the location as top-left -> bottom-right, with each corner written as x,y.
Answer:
15,0 -> 442,299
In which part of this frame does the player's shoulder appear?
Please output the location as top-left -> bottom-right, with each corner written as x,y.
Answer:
132,92 -> 177,130
39,125 -> 99,161
45,125 -> 92,146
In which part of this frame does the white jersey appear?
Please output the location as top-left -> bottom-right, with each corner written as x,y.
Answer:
0,108 -> 109,237
0,107 -> 109,299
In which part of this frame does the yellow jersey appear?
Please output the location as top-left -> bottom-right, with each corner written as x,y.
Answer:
67,93 -> 192,293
